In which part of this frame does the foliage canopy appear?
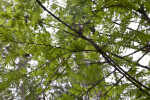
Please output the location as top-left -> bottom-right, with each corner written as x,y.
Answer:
0,0 -> 150,99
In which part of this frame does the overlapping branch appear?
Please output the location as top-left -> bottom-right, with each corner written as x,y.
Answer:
35,0 -> 150,97
78,70 -> 115,100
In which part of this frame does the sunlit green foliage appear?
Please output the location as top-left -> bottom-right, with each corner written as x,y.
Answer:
0,0 -> 150,99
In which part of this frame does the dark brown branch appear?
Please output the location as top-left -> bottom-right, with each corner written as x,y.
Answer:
101,68 -> 133,98
112,21 -> 136,31
77,61 -> 106,66
78,70 -> 115,100
88,3 -> 122,25
101,66 -> 149,98
2,40 -> 97,54
109,51 -> 150,71
101,85 -> 115,98
137,51 -> 148,63
82,33 -> 150,92
36,0 -> 150,96
2,40 -> 67,50
78,31 -> 150,94
42,55 -> 72,94
26,52 -> 68,76
124,44 -> 150,57
137,5 -> 150,24
102,53 -> 150,95
63,30 -> 79,37
36,0 -> 79,34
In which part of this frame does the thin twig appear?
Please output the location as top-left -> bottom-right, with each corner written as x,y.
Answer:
124,44 -> 149,57
108,51 -> 150,71
78,70 -> 115,100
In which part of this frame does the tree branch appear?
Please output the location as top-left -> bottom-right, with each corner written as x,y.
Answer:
102,53 -> 150,94
137,51 -> 148,63
137,4 -> 150,24
78,70 -> 115,100
36,0 -> 79,34
108,51 -> 150,71
36,0 -> 150,96
124,44 -> 150,57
